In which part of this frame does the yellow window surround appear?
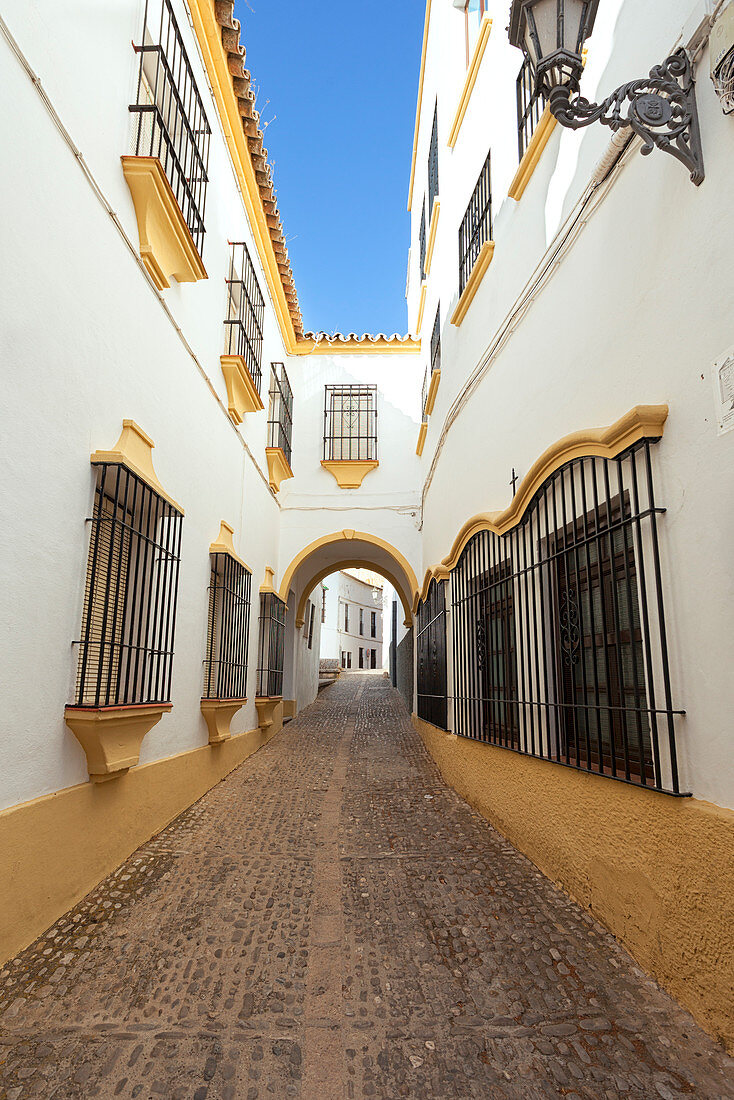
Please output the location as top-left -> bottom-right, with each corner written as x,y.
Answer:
508,105 -> 559,201
416,282 -> 428,334
220,355 -> 265,423
451,240 -> 496,326
265,447 -> 294,493
447,14 -> 493,149
424,199 -> 441,276
424,368 -> 441,416
321,460 -> 380,489
407,0 -> 433,212
416,421 -> 428,457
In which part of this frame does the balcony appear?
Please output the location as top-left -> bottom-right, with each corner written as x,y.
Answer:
322,384 -> 379,489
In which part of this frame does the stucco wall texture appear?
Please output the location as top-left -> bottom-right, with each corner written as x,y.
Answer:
413,715 -> 734,1053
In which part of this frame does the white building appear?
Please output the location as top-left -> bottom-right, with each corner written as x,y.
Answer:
320,571 -> 384,670
1,0 -> 733,1051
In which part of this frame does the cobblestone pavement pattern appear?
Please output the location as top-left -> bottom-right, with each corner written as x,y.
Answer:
1,674 -> 732,1099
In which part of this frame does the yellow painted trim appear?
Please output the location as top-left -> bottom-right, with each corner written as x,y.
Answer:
407,0 -> 433,213
294,338 -> 421,356
447,15 -> 493,149
265,446 -> 294,492
417,405 -> 669,604
450,240 -> 495,326
200,698 -> 247,744
209,520 -> 250,571
424,368 -> 441,416
416,421 -> 428,457
259,566 -> 278,596
185,0 -> 298,352
508,105 -> 559,201
413,714 -> 734,1054
294,559 -> 414,631
279,530 -> 419,611
121,156 -> 207,290
416,282 -> 428,334
424,199 -> 440,276
320,459 -> 379,489
220,355 -> 265,423
91,419 -> 184,514
0,721 -> 279,968
255,697 -> 283,734
283,699 -> 297,720
64,704 -> 171,782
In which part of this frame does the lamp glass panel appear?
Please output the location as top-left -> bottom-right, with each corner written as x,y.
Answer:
560,0 -> 587,54
525,0 -> 559,63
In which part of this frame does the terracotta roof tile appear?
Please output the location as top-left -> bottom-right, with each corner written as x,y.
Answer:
212,0 -> 304,336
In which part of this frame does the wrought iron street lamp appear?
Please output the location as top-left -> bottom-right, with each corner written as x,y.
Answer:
509,0 -> 705,184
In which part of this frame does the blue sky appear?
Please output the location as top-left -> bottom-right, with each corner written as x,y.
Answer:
233,2 -> 424,336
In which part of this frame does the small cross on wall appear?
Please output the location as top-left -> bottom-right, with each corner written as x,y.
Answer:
510,468 -> 519,495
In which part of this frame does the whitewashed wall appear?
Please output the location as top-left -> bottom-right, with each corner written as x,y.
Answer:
409,0 -> 734,807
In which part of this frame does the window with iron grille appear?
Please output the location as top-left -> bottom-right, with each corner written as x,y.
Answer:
451,440 -> 685,794
459,152 -> 492,296
267,362 -> 294,468
417,579 -> 448,730
323,385 -> 378,462
419,203 -> 427,282
428,105 -> 439,214
344,603 -> 349,632
308,602 -> 315,650
421,369 -> 429,424
321,586 -> 327,624
517,55 -> 547,161
371,611 -> 377,638
359,608 -> 364,636
224,242 -> 264,398
73,463 -> 183,708
430,308 -> 441,377
256,591 -> 286,697
203,553 -> 252,700
130,0 -> 211,256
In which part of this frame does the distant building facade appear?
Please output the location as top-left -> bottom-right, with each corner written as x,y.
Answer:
320,571 -> 383,670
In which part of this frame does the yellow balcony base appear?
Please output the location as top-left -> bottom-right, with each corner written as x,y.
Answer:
121,155 -> 207,291
508,106 -> 559,202
321,459 -> 379,489
416,421 -> 428,457
200,698 -> 247,745
416,282 -> 427,334
424,369 -> 441,416
64,703 -> 171,782
265,447 -> 294,492
220,355 -> 264,424
451,241 -> 496,327
425,199 -> 440,276
255,697 -> 283,734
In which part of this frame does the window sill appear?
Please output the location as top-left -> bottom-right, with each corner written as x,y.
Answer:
321,459 -> 379,489
121,156 -> 207,290
448,14 -> 493,149
424,199 -> 440,276
265,447 -> 294,492
254,697 -> 283,732
416,421 -> 428,457
416,282 -> 428,334
508,106 -> 559,202
200,698 -> 247,745
220,355 -> 264,423
424,369 -> 441,416
64,703 -> 172,782
451,241 -> 495,326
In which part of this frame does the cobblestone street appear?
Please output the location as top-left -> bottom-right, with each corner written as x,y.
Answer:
0,673 -> 732,1099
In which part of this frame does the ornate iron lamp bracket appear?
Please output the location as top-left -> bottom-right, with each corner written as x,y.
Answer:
549,49 -> 704,185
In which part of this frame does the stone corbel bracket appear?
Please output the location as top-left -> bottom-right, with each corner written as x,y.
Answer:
255,697 -> 283,734
200,699 -> 247,744
121,155 -> 207,291
220,356 -> 265,424
64,704 -> 171,783
321,460 -> 380,489
265,447 -> 294,492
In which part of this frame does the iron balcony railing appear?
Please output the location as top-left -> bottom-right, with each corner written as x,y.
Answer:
517,55 -> 547,161
256,591 -> 286,698
323,384 -> 378,462
130,0 -> 211,256
450,439 -> 686,795
203,552 -> 252,700
421,369 -> 429,422
267,362 -> 294,468
430,308 -> 441,377
73,463 -> 183,708
417,578 -> 449,730
224,241 -> 265,398
459,151 -> 492,296
419,203 -> 427,282
428,105 -> 440,214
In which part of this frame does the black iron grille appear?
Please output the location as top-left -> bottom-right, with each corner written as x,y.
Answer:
428,105 -> 440,214
517,55 -> 547,161
130,0 -> 211,256
419,203 -> 427,282
224,242 -> 264,397
459,151 -> 492,296
451,440 -> 685,795
417,579 -> 448,730
203,552 -> 252,700
430,308 -> 441,377
323,385 -> 378,462
421,370 -> 429,422
256,591 -> 286,697
73,463 -> 183,708
267,362 -> 294,468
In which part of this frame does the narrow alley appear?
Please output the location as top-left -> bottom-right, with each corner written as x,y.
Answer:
0,674 -> 731,1099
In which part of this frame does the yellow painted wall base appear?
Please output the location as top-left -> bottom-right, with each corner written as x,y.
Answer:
0,723 -> 280,968
412,714 -> 734,1052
